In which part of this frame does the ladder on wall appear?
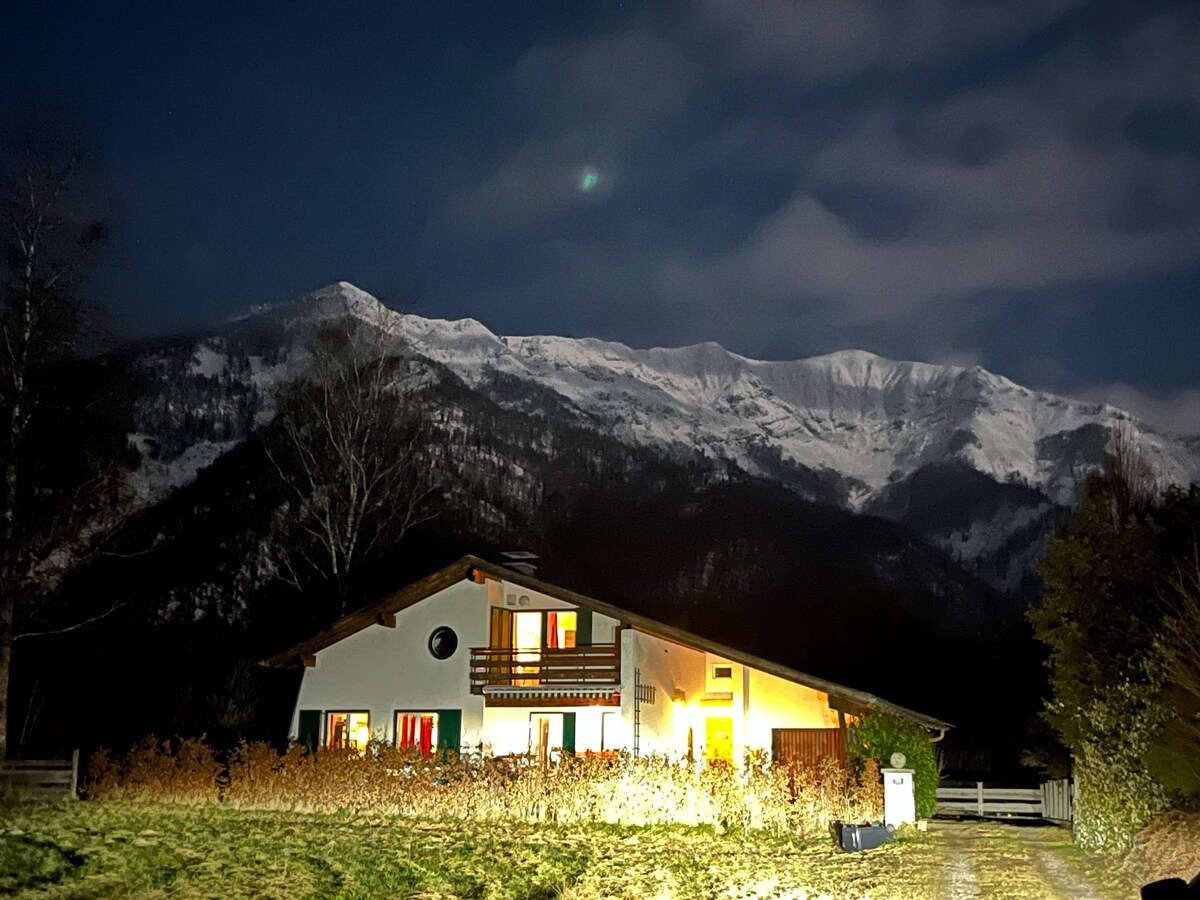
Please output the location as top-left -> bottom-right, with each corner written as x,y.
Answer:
632,668 -> 656,757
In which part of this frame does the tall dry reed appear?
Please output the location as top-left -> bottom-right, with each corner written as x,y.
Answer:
86,738 -> 883,836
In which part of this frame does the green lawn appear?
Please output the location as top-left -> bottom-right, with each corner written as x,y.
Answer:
0,801 -> 1128,899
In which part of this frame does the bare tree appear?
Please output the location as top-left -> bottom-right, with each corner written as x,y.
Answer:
1102,425 -> 1158,527
265,304 -> 436,612
0,135 -> 131,757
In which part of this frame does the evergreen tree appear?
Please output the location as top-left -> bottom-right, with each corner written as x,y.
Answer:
1029,432 -> 1200,848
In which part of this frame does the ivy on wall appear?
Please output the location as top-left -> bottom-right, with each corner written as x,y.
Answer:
847,711 -> 939,819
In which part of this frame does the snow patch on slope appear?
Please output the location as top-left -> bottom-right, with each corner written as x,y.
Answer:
363,285 -> 1196,504
128,435 -> 239,502
141,281 -> 1200,510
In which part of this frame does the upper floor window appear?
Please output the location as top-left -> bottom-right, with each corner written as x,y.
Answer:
712,665 -> 733,679
547,610 -> 577,648
491,608 -> 579,650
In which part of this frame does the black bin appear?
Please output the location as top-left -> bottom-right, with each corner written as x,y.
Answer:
837,822 -> 893,852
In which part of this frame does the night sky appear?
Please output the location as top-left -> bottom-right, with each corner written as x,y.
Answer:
5,1 -> 1199,431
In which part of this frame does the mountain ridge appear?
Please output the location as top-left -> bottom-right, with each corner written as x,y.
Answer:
265,283 -> 1197,509
125,281 -> 1199,595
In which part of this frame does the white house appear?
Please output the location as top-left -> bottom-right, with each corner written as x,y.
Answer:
264,556 -> 949,764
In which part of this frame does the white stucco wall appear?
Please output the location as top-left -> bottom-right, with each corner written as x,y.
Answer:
615,635 -> 842,761
290,580 -> 489,745
742,667 -> 840,751
618,629 -> 708,756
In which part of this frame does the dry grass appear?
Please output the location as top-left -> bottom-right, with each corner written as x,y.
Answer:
1117,809 -> 1200,888
85,738 -> 222,805
85,739 -> 882,837
3,799 -> 1155,898
2,799 -> 944,899
2,800 -> 1147,899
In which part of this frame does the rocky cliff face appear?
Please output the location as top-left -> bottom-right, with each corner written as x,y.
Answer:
126,281 -> 1200,594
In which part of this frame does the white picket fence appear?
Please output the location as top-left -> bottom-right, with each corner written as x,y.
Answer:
936,779 -> 1073,823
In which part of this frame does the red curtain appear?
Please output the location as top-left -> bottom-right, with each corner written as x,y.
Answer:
399,714 -> 436,756
419,715 -> 434,756
547,612 -> 558,648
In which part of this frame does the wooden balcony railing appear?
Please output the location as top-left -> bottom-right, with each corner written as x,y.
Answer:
469,645 -> 621,694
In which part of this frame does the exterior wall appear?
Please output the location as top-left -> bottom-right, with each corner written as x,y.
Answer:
617,634 -> 841,762
290,580 -> 488,745
703,652 -> 746,756
492,582 -> 577,612
743,667 -> 840,752
619,629 -> 708,757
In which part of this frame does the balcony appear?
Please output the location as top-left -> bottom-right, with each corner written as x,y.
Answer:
469,645 -> 621,705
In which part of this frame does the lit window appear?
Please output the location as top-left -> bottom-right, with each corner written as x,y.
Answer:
713,665 -> 732,679
327,711 -> 370,749
396,712 -> 439,756
546,611 -> 577,648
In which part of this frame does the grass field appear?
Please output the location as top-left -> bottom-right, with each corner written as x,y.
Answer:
0,801 -> 1130,899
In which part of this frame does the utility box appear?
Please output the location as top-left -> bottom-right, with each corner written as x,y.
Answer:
882,768 -> 916,828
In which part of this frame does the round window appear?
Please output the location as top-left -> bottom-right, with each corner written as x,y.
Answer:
428,626 -> 458,660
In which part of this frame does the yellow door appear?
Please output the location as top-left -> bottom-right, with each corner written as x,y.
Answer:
705,715 -> 733,763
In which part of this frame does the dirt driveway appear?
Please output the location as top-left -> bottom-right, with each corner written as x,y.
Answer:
933,820 -> 1124,899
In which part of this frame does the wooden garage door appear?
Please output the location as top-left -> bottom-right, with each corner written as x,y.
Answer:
771,728 -> 845,769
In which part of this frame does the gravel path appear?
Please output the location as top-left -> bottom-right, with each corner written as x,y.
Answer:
1016,826 -> 1107,898
932,821 -> 1111,899
937,825 -> 982,898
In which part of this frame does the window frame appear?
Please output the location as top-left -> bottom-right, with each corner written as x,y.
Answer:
394,710 -> 440,755
427,625 -> 459,660
325,709 -> 371,750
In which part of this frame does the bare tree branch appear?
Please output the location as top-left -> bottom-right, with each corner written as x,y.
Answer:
15,599 -> 125,642
263,299 -> 437,612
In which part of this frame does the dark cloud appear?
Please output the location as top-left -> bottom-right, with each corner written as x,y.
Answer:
5,0 -> 1198,424
1122,103 -> 1200,158
427,0 -> 1200,405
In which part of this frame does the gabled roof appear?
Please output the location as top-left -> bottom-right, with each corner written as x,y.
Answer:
263,555 -> 952,732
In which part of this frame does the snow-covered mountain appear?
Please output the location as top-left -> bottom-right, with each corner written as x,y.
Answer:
269,283 -> 1199,502
129,281 -> 1200,592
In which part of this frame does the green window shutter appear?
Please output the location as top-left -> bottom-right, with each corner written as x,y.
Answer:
437,710 -> 462,753
576,610 -> 592,646
562,712 -> 576,755
298,710 -> 321,752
